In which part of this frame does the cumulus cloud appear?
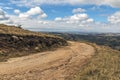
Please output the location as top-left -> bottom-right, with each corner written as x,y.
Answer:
0,8 -> 13,24
72,8 -> 86,13
86,18 -> 94,23
108,11 -> 120,24
38,20 -> 49,24
10,0 -> 120,8
69,14 -> 88,22
55,17 -> 62,21
14,9 -> 20,14
19,7 -> 47,19
9,15 -> 50,29
38,13 -> 47,19
67,14 -> 94,24
55,13 -> 94,25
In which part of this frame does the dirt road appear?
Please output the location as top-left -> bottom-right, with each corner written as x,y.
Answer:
0,41 -> 95,80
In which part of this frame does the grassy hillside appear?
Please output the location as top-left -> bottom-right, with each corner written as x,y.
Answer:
74,43 -> 120,80
0,24 -> 68,61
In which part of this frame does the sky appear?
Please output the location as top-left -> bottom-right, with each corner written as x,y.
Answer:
0,0 -> 120,33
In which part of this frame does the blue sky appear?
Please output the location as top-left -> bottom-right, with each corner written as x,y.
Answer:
0,0 -> 120,32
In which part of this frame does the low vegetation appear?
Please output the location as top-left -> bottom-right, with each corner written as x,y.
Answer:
74,44 -> 120,80
0,24 -> 68,62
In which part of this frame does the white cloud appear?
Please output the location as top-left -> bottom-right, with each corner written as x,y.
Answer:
0,8 -> 13,25
9,15 -> 49,28
70,14 -> 88,21
55,17 -> 62,21
10,0 -> 120,8
108,11 -> 120,24
55,13 -> 94,25
38,13 -> 47,19
14,9 -> 20,14
72,8 -> 86,13
38,20 -> 49,24
18,6 -> 47,19
27,7 -> 43,15
86,18 -> 94,23
68,14 -> 94,24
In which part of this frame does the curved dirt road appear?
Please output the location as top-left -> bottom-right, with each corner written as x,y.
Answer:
0,41 -> 95,80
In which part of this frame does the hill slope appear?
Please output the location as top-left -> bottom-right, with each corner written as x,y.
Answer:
75,43 -> 120,80
0,24 -> 67,61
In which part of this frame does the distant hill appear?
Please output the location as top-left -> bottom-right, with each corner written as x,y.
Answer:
48,32 -> 120,51
0,24 -> 68,61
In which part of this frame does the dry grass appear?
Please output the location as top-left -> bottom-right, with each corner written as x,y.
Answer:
74,43 -> 120,80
